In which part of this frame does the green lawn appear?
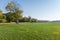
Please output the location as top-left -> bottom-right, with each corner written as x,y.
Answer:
0,22 -> 60,40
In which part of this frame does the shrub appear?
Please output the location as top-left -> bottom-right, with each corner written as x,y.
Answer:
0,19 -> 7,23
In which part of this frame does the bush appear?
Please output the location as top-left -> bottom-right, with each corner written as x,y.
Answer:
0,19 -> 7,23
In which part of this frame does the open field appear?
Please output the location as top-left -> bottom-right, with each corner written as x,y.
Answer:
0,22 -> 60,40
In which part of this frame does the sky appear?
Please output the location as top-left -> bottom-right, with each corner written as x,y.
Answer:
0,0 -> 60,21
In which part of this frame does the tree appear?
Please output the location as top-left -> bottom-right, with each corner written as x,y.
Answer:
15,8 -> 23,23
0,10 -> 7,23
6,1 -> 23,24
28,16 -> 31,22
0,10 -> 3,19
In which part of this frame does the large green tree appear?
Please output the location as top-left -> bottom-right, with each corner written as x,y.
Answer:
6,2 -> 23,23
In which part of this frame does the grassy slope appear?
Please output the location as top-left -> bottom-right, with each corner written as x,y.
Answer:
0,22 -> 60,40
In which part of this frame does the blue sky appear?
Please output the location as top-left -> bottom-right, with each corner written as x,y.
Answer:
0,0 -> 60,21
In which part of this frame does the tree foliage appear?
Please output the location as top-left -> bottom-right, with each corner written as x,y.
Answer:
6,2 -> 23,23
0,10 -> 3,19
6,2 -> 14,12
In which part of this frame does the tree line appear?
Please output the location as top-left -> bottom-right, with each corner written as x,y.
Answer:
0,1 -> 39,23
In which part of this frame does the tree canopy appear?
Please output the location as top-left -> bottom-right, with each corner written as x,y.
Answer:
6,1 -> 23,23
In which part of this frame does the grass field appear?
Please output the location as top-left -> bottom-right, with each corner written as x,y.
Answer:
0,22 -> 60,40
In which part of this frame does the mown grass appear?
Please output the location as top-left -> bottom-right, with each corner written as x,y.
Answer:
0,22 -> 60,40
